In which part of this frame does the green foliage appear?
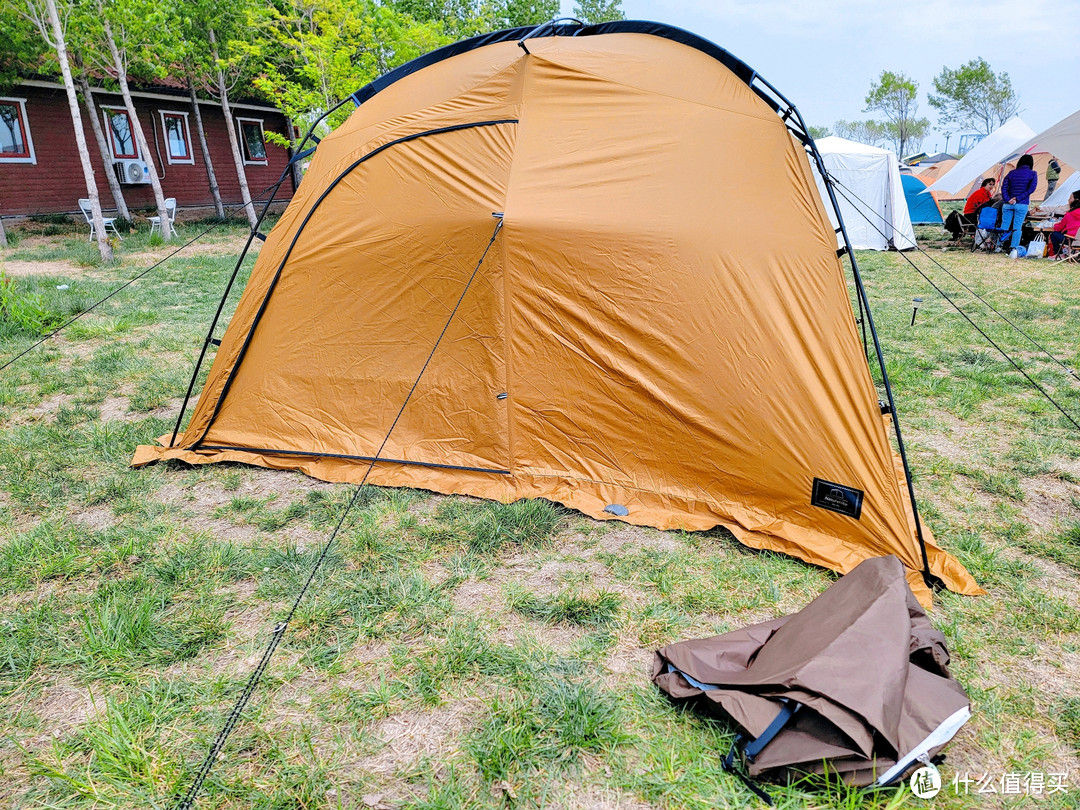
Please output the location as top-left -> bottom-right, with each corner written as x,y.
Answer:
929,57 -> 1021,136
0,5 -> 48,93
255,0 -> 449,139
833,119 -> 888,148
0,271 -> 69,337
467,677 -> 625,782
573,0 -> 624,22
506,584 -> 623,627
808,124 -> 831,140
863,69 -> 930,158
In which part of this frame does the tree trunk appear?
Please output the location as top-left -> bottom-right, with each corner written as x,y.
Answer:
188,74 -> 225,220
45,0 -> 112,262
0,211 -> 7,248
100,9 -> 171,239
74,52 -> 130,222
211,28 -> 258,230
287,117 -> 303,189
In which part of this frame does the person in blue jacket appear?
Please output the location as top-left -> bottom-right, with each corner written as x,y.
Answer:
999,154 -> 1038,251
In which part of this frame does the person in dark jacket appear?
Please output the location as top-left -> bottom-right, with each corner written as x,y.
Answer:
1000,154 -> 1038,250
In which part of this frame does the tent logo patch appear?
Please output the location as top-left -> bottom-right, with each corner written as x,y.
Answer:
812,478 -> 864,519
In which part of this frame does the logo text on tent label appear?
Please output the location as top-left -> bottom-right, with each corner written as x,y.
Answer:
811,478 -> 864,519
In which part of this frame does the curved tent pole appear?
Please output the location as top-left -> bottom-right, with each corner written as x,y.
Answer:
749,73 -> 935,588
170,96 -> 356,446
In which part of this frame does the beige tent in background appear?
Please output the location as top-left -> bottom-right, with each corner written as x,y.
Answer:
926,153 -> 1074,202
134,22 -> 979,605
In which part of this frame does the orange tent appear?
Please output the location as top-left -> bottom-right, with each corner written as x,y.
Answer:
134,22 -> 979,605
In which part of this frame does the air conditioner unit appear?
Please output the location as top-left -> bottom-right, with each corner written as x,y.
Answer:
114,159 -> 150,185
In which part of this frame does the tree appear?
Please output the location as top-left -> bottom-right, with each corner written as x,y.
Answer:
23,0 -> 113,262
187,73 -> 226,220
833,119 -> 887,148
808,125 -> 831,140
0,6 -> 45,94
485,0 -> 559,28
73,50 -> 131,222
78,0 -> 174,239
928,58 -> 1020,136
573,0 -> 624,22
255,0 -> 446,144
864,70 -> 930,159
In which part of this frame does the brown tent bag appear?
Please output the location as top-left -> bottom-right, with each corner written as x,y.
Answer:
652,556 -> 970,802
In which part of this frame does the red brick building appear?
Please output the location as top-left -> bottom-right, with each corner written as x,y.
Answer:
0,79 -> 296,218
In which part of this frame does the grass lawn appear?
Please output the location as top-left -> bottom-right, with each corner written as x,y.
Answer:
0,217 -> 1078,809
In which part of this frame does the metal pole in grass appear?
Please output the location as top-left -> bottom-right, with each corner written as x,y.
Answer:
911,297 -> 923,326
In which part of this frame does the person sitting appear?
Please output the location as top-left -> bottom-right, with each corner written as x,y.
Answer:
999,154 -> 1038,251
1050,197 -> 1080,256
945,178 -> 996,239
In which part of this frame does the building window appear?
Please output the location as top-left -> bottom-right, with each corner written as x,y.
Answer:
237,117 -> 267,164
159,111 -> 193,164
0,97 -> 35,164
104,107 -> 138,159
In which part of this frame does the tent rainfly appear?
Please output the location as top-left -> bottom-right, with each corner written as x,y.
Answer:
901,173 -> 944,225
134,21 -> 980,605
812,136 -> 917,250
927,117 -> 1036,195
1043,170 -> 1080,209
1015,107 -> 1080,171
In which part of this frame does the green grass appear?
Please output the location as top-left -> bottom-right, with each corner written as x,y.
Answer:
0,225 -> 1078,808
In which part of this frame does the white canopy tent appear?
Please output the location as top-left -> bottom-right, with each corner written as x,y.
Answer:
927,117 -> 1036,195
1016,108 -> 1080,170
1043,171 -> 1080,208
813,136 -> 916,251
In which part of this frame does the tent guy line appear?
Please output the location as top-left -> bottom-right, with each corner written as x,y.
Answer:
828,181 -> 1080,434
826,171 -> 1080,386
0,175 -> 292,376
171,215 -> 506,810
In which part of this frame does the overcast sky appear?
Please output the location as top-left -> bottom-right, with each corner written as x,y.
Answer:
605,0 -> 1080,151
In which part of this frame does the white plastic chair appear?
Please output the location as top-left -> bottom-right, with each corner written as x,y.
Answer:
78,198 -> 122,242
148,198 -> 179,237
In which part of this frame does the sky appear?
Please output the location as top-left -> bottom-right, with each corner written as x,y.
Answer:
600,0 -> 1080,152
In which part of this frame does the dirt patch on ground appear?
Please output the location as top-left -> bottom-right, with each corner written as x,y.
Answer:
70,505 -> 115,532
98,396 -> 132,423
0,259 -> 88,278
355,701 -> 479,776
1021,474 -> 1080,531
27,680 -> 102,746
151,395 -> 198,421
29,394 -> 73,417
134,234 -> 262,265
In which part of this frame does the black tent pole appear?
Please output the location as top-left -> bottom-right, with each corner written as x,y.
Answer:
169,96 -> 355,447
752,75 -> 936,588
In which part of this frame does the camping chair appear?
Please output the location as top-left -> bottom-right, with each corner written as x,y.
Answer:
1054,231 -> 1080,263
148,198 -> 179,237
78,199 -> 122,243
945,210 -> 977,247
972,206 -> 1009,252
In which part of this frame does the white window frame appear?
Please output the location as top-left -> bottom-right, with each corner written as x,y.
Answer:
159,109 -> 194,165
102,105 -> 140,160
0,97 -> 36,164
237,116 -> 267,165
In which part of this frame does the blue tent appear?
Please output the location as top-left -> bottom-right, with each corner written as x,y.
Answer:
902,173 -> 944,225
